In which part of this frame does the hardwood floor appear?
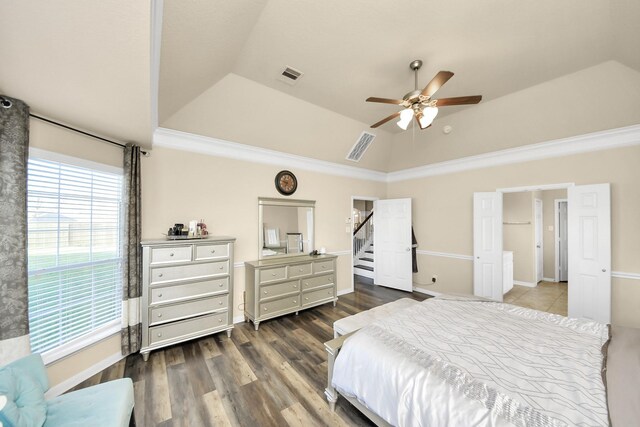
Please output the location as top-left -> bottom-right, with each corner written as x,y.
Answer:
72,277 -> 428,427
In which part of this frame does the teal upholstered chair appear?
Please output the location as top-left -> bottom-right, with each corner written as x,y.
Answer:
0,354 -> 134,427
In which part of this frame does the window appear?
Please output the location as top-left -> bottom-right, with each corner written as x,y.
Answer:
27,149 -> 123,361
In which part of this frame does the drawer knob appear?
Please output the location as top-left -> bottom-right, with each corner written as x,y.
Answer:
322,265 -> 326,269
299,268 -> 303,272
158,313 -> 162,318
211,249 -> 216,254
328,290 -> 332,295
294,284 -> 297,288
264,290 -> 268,294
272,273 -> 276,276
219,301 -> 223,305
158,293 -> 163,298
293,300 -> 297,304
158,273 -> 163,278
330,277 -> 333,281
219,266 -> 224,270
305,297 -> 309,301
170,253 -> 174,257
264,307 -> 268,311
219,283 -> 224,287
219,318 -> 223,323
157,333 -> 162,337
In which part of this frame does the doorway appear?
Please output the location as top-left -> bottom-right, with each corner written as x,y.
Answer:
474,183 -> 611,323
555,199 -> 568,282
351,196 -> 377,292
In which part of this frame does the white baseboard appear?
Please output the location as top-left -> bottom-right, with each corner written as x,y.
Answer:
45,351 -> 124,399
413,286 -> 442,297
337,288 -> 353,296
543,277 -> 557,282
514,280 -> 537,288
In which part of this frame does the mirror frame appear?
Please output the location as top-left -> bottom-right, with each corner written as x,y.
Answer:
258,197 -> 315,260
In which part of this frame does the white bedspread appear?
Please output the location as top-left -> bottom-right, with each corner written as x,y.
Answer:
332,298 -> 610,427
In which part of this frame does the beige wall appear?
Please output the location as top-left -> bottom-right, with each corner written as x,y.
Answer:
503,192 -> 535,283
542,189 -> 567,279
389,61 -> 640,171
389,144 -> 640,328
140,145 -> 387,320
28,118 -> 124,390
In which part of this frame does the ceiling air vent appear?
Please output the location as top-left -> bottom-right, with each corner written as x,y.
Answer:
346,131 -> 376,162
277,66 -> 304,85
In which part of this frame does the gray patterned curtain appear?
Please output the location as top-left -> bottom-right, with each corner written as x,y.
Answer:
0,96 -> 31,364
121,144 -> 142,355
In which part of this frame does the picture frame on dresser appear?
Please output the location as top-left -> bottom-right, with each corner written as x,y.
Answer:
139,236 -> 236,361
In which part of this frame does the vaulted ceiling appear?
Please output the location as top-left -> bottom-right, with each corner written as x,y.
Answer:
1,1 -> 639,157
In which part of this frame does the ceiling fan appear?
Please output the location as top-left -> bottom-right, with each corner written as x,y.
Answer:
367,60 -> 482,130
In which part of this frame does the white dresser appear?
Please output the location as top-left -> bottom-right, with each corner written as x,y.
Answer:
244,254 -> 337,330
140,237 -> 235,361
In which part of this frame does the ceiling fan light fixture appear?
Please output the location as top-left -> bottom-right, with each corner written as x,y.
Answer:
419,106 -> 438,128
397,108 -> 413,130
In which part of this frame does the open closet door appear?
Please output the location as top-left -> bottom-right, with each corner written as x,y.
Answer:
473,192 -> 503,301
373,198 -> 412,292
568,184 -> 611,323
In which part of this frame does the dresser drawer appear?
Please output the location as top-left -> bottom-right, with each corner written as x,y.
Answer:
150,245 -> 192,265
259,295 -> 300,317
259,280 -> 299,301
313,260 -> 334,274
259,266 -> 287,283
149,312 -> 228,345
302,273 -> 334,291
195,243 -> 229,261
150,277 -> 228,305
302,286 -> 335,307
149,294 -> 228,326
151,260 -> 228,284
288,263 -> 312,278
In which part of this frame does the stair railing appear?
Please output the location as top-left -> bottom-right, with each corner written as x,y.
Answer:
353,211 -> 373,263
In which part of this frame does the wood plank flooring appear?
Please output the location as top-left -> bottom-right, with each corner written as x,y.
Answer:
72,277 -> 428,427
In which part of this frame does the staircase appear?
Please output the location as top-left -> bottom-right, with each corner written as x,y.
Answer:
353,211 -> 374,279
354,242 -> 374,279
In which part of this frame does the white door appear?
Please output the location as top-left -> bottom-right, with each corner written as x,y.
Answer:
535,199 -> 543,283
568,184 -> 611,323
473,192 -> 503,301
373,198 -> 412,292
557,200 -> 568,281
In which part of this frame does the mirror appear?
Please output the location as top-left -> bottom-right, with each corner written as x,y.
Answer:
259,197 -> 315,259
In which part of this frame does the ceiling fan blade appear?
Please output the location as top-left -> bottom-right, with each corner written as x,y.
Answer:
420,71 -> 454,98
371,111 -> 401,128
434,95 -> 483,106
366,97 -> 404,105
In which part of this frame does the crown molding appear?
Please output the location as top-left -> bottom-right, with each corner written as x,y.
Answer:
387,124 -> 640,182
154,124 -> 640,183
154,128 -> 388,182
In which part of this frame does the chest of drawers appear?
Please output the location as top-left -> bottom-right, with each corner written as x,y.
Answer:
140,237 -> 235,361
244,254 -> 337,330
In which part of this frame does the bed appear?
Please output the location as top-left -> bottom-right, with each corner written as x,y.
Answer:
325,296 -> 639,427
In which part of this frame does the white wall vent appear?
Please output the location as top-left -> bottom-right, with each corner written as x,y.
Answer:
277,66 -> 304,85
346,131 -> 376,162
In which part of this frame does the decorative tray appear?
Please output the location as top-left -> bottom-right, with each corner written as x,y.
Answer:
164,235 -> 209,240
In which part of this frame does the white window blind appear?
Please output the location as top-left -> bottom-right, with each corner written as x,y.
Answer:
27,154 -> 123,355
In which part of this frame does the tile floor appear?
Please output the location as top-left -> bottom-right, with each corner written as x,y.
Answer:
504,281 -> 568,316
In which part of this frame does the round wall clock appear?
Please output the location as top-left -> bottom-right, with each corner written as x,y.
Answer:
275,170 -> 297,196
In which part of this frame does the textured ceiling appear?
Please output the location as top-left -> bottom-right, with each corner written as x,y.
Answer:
159,0 -> 639,131
0,0 -> 152,146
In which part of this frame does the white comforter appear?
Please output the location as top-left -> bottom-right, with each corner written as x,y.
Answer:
332,298 -> 610,427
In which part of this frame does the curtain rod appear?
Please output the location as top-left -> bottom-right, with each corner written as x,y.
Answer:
30,113 -> 127,148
